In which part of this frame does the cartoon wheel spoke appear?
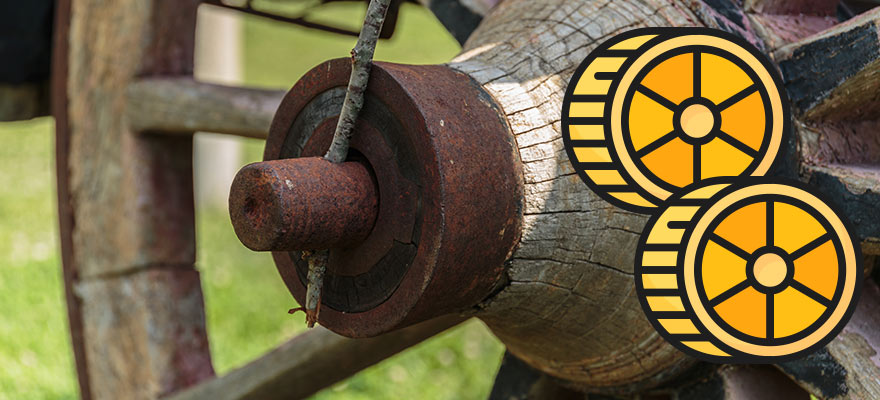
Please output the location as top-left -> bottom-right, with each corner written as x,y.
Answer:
566,28 -> 859,363
636,85 -> 679,111
563,29 -> 786,213
717,84 -> 759,111
636,179 -> 861,361
707,279 -> 750,307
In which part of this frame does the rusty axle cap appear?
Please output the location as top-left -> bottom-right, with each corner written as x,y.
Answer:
229,157 -> 378,251
231,58 -> 523,337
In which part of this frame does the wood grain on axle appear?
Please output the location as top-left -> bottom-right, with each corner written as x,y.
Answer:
449,0 -> 704,391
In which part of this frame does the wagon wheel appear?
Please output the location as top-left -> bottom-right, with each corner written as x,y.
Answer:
52,1 -> 880,400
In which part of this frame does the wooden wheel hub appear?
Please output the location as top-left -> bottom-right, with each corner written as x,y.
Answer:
230,58 -> 524,337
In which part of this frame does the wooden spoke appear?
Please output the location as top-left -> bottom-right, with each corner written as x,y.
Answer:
805,165 -> 880,255
55,1 -> 212,398
775,8 -> 880,120
166,315 -> 465,400
743,0 -> 839,16
126,78 -> 284,139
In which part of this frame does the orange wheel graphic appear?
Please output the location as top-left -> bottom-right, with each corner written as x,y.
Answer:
562,28 -> 788,213
635,178 -> 861,362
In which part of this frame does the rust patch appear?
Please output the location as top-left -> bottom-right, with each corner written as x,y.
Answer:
249,58 -> 523,337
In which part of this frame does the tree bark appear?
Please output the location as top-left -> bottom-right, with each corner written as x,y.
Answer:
165,315 -> 465,400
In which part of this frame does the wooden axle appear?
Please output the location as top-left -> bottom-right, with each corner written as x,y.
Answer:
230,0 -> 880,396
453,0 -> 880,395
166,315 -> 465,400
248,60 -> 524,337
229,158 -> 379,251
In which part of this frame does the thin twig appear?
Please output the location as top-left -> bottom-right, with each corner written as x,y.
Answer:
292,0 -> 392,328
324,0 -> 393,163
287,250 -> 329,328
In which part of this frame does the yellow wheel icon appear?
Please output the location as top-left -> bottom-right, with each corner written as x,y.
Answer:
635,178 -> 861,362
562,28 -> 788,213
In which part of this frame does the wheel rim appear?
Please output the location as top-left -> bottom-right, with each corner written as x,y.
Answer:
623,47 -> 771,191
610,33 -> 786,203
684,183 -> 859,357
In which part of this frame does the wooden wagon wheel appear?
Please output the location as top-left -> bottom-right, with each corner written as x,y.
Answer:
51,0 -> 880,399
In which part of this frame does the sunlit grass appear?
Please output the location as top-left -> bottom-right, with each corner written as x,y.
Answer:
0,117 -> 76,399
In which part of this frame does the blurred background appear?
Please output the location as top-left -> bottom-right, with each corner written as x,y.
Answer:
0,2 -> 504,398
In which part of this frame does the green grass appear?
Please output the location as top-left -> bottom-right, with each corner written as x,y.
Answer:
240,1 -> 462,88
0,117 -> 77,399
0,3 -> 504,399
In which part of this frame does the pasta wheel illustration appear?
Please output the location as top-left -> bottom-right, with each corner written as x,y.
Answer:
562,28 -> 787,213
634,178 -> 861,362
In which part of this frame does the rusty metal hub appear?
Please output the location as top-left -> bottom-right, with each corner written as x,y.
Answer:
230,58 -> 523,337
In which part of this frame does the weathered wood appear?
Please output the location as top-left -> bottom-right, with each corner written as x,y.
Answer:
51,0 -> 88,397
744,0 -> 839,16
777,280 -> 880,399
775,7 -> 880,120
804,164 -> 880,255
61,0 -> 213,398
742,0 -> 839,51
78,269 -> 213,399
768,8 -> 880,255
448,0 -> 703,392
126,78 -> 283,139
165,315 -> 465,400
747,13 -> 837,52
58,0 -> 880,397
445,0 -> 880,395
